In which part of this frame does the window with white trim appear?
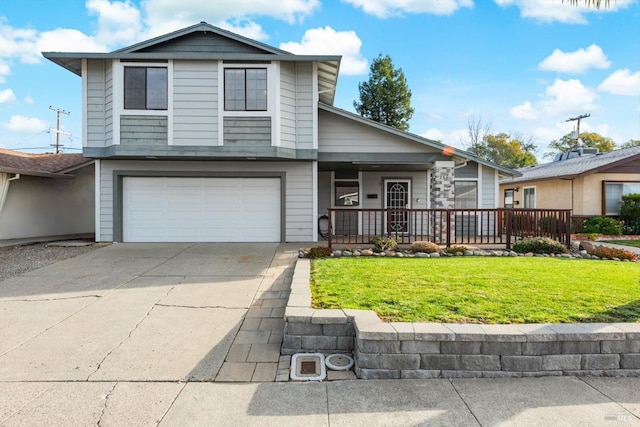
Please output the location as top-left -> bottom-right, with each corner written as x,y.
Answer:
124,66 -> 168,110
224,68 -> 267,111
523,187 -> 536,208
454,181 -> 477,209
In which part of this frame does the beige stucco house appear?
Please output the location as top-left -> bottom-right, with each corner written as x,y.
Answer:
499,146 -> 640,221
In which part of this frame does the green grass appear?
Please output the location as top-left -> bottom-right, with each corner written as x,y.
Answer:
311,257 -> 640,324
601,240 -> 640,248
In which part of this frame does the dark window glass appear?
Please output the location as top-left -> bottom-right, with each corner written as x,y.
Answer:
335,181 -> 360,206
124,67 -> 167,110
225,68 -> 267,111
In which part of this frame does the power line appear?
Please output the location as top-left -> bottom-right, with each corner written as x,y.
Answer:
49,106 -> 70,154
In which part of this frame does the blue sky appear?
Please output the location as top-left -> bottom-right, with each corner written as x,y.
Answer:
1,0 -> 639,159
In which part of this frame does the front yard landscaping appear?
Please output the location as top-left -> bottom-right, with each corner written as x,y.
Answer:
311,257 -> 640,324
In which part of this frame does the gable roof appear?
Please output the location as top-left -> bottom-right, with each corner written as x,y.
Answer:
43,22 -> 341,104
503,145 -> 640,184
318,103 -> 522,177
0,149 -> 93,178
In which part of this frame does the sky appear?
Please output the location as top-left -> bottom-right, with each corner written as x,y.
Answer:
0,0 -> 639,160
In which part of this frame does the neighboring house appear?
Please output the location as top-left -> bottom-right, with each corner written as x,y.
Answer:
44,22 -> 519,243
499,146 -> 640,219
0,149 -> 95,241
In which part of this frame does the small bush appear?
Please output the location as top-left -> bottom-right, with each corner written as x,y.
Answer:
620,194 -> 640,235
371,236 -> 397,252
307,246 -> 333,258
583,216 -> 623,235
590,246 -> 637,262
513,237 -> 568,254
445,245 -> 468,254
411,241 -> 439,253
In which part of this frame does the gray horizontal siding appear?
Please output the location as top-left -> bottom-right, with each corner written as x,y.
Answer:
318,109 -> 438,154
97,160 -> 313,242
139,33 -> 270,54
296,63 -> 314,150
224,117 -> 271,147
173,61 -> 218,146
120,116 -> 168,146
481,165 -> 496,208
456,162 -> 478,179
86,60 -> 106,148
280,62 -> 296,149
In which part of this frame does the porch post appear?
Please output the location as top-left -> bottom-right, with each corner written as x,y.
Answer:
430,161 -> 455,245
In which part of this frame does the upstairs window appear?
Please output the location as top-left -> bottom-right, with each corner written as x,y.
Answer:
124,67 -> 167,110
224,68 -> 267,111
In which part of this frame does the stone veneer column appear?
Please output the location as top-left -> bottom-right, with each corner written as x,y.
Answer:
430,161 -> 455,243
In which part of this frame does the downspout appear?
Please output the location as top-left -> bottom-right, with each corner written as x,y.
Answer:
0,173 -> 21,215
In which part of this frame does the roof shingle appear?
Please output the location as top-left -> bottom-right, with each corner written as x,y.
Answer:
0,149 -> 92,176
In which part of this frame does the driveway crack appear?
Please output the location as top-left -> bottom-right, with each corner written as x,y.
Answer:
87,285 -> 176,380
96,382 -> 117,427
155,303 -> 247,310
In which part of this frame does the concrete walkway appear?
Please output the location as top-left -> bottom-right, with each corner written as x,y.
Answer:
0,242 -> 638,426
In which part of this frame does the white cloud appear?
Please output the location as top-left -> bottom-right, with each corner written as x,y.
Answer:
86,0 -> 143,46
493,0 -> 634,24
342,0 -> 473,18
599,69 -> 640,96
24,94 -> 34,104
218,19 -> 269,41
421,128 -> 445,141
142,0 -> 319,31
0,59 -> 10,83
37,29 -> 107,54
540,78 -> 599,115
2,115 -> 48,133
0,88 -> 16,103
538,44 -> 610,74
280,26 -> 368,75
510,101 -> 538,120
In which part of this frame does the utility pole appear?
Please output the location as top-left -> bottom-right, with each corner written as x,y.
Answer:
565,113 -> 590,146
49,106 -> 70,154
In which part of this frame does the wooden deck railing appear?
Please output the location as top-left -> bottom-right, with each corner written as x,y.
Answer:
326,208 -> 572,250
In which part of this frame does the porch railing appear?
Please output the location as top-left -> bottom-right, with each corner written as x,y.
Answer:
326,208 -> 572,250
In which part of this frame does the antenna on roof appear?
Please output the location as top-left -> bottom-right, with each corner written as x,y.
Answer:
565,113 -> 590,148
49,106 -> 70,154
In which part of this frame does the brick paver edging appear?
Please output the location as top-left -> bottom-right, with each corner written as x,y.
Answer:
283,258 -> 640,379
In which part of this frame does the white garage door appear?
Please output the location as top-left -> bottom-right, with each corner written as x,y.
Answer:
123,177 -> 281,242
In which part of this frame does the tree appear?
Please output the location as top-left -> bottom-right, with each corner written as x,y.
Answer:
468,132 -> 538,169
354,54 -> 414,131
545,132 -> 616,158
620,139 -> 640,149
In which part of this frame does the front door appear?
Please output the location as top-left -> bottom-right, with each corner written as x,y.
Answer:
384,180 -> 411,233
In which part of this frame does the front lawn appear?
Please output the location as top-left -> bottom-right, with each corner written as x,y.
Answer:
600,240 -> 640,249
311,257 -> 640,324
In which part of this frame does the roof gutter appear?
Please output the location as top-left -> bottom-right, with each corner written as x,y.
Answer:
0,167 -> 75,179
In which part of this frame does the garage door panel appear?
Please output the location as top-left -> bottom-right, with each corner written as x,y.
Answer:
123,177 -> 280,242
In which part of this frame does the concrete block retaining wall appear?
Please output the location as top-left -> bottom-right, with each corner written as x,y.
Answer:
284,259 -> 640,379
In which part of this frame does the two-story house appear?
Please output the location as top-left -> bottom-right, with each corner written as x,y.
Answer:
44,22 -> 519,243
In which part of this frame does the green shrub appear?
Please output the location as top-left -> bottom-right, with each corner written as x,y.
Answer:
371,236 -> 397,252
411,241 -> 439,253
620,193 -> 640,235
512,237 -> 568,254
590,246 -> 637,262
445,245 -> 468,254
583,216 -> 623,235
307,246 -> 333,258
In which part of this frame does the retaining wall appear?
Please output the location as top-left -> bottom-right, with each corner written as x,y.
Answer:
284,259 -> 640,379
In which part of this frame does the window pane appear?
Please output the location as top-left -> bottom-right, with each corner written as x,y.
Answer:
623,183 -> 640,195
335,182 -> 359,206
225,68 -> 267,111
124,67 -> 146,110
225,69 -> 245,111
454,181 -> 477,209
606,183 -> 624,215
523,188 -> 535,208
146,67 -> 167,110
